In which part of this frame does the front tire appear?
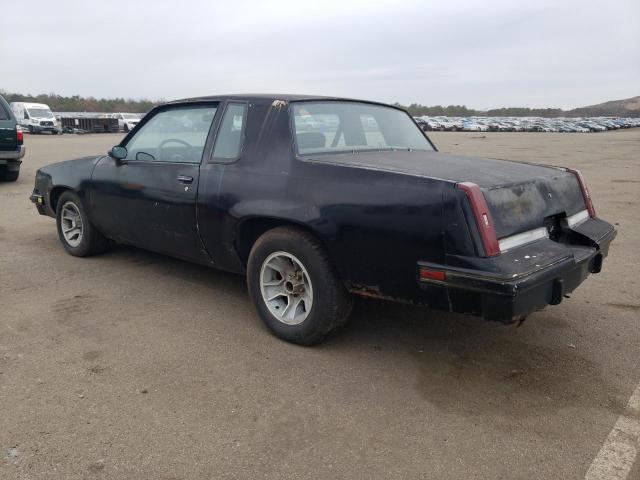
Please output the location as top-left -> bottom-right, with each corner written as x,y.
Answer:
247,227 -> 352,345
56,191 -> 108,257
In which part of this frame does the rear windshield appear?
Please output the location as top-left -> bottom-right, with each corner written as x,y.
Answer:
292,101 -> 433,155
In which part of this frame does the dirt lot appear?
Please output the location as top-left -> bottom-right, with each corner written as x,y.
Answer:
1,131 -> 639,479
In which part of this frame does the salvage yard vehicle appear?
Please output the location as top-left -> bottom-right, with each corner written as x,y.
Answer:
30,94 -> 616,345
112,112 -> 141,132
11,102 -> 61,134
0,94 -> 25,182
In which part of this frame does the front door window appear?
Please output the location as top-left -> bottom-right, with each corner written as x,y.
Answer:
124,106 -> 217,163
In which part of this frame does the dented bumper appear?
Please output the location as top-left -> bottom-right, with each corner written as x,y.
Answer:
418,218 -> 616,323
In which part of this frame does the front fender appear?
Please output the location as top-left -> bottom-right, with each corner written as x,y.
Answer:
35,156 -> 102,214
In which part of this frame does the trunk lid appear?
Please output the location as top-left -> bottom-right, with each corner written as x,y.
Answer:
306,150 -> 586,238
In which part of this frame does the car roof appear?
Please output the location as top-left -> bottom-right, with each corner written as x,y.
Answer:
167,94 -> 400,109
13,102 -> 51,109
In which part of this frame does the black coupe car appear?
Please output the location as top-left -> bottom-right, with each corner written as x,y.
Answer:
31,95 -> 615,345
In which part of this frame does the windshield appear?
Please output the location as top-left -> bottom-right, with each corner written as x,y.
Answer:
292,102 -> 433,155
27,108 -> 54,119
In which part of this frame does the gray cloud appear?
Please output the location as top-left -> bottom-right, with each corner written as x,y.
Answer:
1,0 -> 638,109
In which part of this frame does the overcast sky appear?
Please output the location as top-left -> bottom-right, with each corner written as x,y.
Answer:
1,0 -> 638,109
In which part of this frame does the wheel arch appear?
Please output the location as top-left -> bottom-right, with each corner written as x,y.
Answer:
49,185 -> 74,213
234,216 -> 332,269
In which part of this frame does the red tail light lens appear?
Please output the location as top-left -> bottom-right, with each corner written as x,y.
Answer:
16,126 -> 23,143
565,168 -> 595,218
457,182 -> 500,257
419,267 -> 446,282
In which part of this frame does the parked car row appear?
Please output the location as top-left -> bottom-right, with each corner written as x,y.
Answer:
5,103 -> 145,135
54,112 -> 143,133
414,116 -> 640,133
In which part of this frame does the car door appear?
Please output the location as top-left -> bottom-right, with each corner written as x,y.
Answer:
89,103 -> 219,263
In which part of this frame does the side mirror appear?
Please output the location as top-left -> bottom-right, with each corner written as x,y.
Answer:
108,146 -> 127,164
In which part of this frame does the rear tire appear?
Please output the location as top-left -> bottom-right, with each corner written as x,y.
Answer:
56,191 -> 109,257
1,169 -> 19,182
247,227 -> 352,345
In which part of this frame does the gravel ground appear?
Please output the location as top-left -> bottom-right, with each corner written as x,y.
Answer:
1,130 -> 638,479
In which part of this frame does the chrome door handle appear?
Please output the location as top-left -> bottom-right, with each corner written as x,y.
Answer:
177,175 -> 193,184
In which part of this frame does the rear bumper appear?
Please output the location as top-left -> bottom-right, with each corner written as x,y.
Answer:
0,145 -> 25,163
417,221 -> 616,323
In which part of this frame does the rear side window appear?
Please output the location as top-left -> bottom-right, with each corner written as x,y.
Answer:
212,103 -> 246,161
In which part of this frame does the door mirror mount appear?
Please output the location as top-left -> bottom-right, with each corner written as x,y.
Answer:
108,146 -> 127,165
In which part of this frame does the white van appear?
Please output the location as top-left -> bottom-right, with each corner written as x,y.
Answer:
10,102 -> 61,134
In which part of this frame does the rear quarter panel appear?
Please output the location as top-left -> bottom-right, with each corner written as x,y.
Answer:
290,160 -> 447,299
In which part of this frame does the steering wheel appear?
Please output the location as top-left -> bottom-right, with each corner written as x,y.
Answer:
157,138 -> 193,161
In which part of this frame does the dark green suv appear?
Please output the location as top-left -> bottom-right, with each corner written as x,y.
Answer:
0,94 -> 25,182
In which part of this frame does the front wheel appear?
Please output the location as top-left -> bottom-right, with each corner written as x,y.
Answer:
56,191 -> 109,257
247,227 -> 352,345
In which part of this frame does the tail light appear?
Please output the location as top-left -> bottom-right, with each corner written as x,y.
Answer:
419,267 -> 446,282
565,168 -> 596,218
16,126 -> 23,143
457,182 -> 500,257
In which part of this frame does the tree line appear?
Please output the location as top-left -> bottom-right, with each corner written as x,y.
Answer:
395,103 -> 573,118
1,90 -> 636,117
0,91 -> 158,113
394,102 -> 638,118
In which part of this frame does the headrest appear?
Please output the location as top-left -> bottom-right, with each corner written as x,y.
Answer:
297,131 -> 326,150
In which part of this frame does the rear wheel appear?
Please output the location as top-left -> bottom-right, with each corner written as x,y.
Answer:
247,227 -> 352,345
1,169 -> 19,182
56,191 -> 109,257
